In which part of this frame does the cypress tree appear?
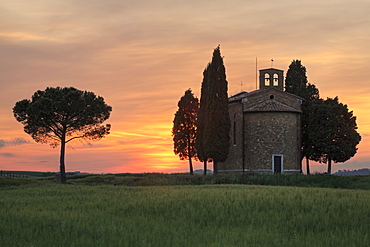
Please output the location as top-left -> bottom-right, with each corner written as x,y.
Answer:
285,60 -> 310,99
172,89 -> 199,175
197,46 -> 230,174
196,67 -> 210,175
285,60 -> 320,174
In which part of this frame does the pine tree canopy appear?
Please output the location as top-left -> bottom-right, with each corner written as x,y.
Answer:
308,97 -> 361,166
13,87 -> 111,146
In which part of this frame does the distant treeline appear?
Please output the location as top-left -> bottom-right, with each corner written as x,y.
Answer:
333,168 -> 370,176
0,171 -> 91,178
0,170 -> 54,178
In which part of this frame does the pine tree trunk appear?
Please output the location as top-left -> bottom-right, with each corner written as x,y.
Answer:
60,131 -> 67,184
213,160 -> 218,175
327,158 -> 332,174
306,156 -> 310,175
189,157 -> 193,175
203,160 -> 207,175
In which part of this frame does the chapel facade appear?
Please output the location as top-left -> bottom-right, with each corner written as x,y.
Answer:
218,68 -> 303,174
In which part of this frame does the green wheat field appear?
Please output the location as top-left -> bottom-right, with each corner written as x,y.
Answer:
0,175 -> 369,247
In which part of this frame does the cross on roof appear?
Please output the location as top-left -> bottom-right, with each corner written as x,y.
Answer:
240,81 -> 245,91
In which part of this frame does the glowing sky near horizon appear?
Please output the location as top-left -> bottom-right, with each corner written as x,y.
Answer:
1,0 -> 370,173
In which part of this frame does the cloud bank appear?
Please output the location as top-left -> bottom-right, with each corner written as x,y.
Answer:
0,138 -> 30,148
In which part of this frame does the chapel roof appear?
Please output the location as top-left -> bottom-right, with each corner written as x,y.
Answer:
244,99 -> 302,113
229,88 -> 304,103
229,91 -> 249,102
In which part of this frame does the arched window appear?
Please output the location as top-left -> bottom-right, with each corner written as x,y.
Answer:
273,73 -> 279,86
264,73 -> 270,86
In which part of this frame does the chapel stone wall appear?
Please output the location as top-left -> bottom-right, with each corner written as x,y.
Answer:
244,111 -> 301,172
218,101 -> 244,171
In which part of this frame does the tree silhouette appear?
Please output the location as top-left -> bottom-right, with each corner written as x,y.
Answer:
196,64 -> 210,175
308,97 -> 361,174
285,60 -> 320,174
13,87 -> 112,183
196,46 -> 230,174
172,89 -> 199,175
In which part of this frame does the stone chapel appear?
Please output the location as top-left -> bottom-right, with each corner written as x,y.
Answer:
218,68 -> 303,174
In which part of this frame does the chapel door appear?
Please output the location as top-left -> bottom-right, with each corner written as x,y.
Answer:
273,155 -> 283,174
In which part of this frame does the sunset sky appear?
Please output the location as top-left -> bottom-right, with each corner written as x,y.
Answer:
1,0 -> 370,174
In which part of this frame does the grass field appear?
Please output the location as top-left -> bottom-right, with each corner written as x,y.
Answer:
0,180 -> 369,246
3,171 -> 369,190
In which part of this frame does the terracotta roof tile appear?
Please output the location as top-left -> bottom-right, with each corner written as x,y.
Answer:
244,100 -> 301,113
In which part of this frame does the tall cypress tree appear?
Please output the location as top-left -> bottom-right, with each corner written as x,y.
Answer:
196,46 -> 230,174
285,60 -> 320,174
196,67 -> 210,175
172,89 -> 199,175
285,60 -> 310,99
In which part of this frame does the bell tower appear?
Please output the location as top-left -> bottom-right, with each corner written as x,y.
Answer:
259,68 -> 284,91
